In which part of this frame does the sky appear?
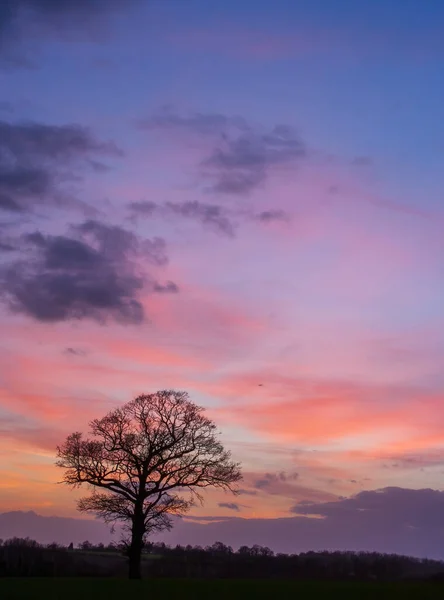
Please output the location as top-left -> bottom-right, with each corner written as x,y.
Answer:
1,0 -> 444,554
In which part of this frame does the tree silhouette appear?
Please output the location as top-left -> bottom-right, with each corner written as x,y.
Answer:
56,390 -> 242,579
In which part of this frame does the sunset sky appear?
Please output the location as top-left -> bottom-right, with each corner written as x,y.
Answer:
1,0 -> 444,552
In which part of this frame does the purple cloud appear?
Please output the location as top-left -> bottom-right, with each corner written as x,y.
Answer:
139,110 -> 306,195
237,489 -> 258,496
166,201 -> 235,237
129,199 -> 289,237
129,200 -> 236,237
0,219 -> 174,324
218,503 -> 241,512
4,488 -> 444,559
204,124 -> 305,195
255,209 -> 290,223
254,471 -> 299,489
0,120 -> 121,214
0,0 -> 142,68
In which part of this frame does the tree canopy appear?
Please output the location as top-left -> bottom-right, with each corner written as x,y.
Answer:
56,390 -> 242,578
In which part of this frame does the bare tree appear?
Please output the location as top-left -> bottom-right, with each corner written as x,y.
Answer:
56,390 -> 242,579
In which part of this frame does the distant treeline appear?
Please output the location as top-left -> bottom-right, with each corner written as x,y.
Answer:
0,537 -> 444,581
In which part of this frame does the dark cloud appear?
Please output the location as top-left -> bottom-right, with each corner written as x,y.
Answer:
237,489 -> 258,496
142,110 -> 306,195
0,120 -> 121,214
129,200 -> 158,217
254,472 -> 299,489
248,471 -> 334,506
206,126 -> 303,169
0,194 -> 22,212
218,503 -> 241,512
297,500 -> 316,506
63,347 -> 87,356
129,200 -> 236,237
155,487 -> 444,558
204,123 -> 306,194
152,281 -> 179,294
0,0 -> 142,68
209,169 -> 265,195
128,195 -> 289,240
382,451 -> 444,470
129,198 -> 289,237
73,219 -> 167,267
0,226 -> 16,251
4,488 -> 444,558
0,240 -> 15,252
0,510 -> 115,547
0,167 -> 51,212
0,219 -> 174,324
256,209 -> 289,223
293,487 -> 444,532
166,201 -> 235,237
0,120 -> 121,161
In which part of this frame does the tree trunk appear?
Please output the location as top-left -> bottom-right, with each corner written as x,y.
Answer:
128,545 -> 142,580
128,513 -> 144,579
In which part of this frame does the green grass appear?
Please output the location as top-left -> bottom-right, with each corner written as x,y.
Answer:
1,578 -> 444,600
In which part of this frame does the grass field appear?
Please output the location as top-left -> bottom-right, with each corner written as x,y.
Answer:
1,578 -> 444,599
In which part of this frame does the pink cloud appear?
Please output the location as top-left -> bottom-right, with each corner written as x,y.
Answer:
1,133 -> 443,519
210,371 -> 444,449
